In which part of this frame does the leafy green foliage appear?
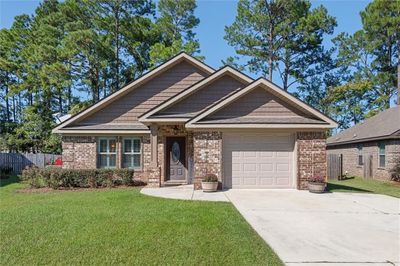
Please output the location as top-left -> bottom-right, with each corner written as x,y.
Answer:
327,0 -> 399,127
150,0 -> 202,66
0,0 -> 202,153
225,0 -> 336,91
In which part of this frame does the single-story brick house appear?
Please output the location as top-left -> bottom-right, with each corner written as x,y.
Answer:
53,53 -> 337,190
327,106 -> 400,180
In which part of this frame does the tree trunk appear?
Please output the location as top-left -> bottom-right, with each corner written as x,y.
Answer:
114,6 -> 120,92
12,95 -> 16,122
5,83 -> 10,122
268,24 -> 274,81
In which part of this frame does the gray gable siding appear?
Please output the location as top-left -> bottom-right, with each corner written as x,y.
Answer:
157,74 -> 248,117
203,86 -> 321,121
73,61 -> 208,126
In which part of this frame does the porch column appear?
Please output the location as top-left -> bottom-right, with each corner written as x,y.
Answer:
150,124 -> 158,167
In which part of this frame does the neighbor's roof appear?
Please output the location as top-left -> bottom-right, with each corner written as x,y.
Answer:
327,106 -> 400,146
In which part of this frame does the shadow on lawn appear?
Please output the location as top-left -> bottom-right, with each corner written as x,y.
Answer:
0,175 -> 20,188
326,182 -> 372,193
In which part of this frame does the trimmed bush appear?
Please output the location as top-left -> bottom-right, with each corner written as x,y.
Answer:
21,166 -> 139,189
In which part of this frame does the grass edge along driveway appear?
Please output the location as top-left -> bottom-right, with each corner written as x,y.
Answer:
327,176 -> 400,198
0,177 -> 283,266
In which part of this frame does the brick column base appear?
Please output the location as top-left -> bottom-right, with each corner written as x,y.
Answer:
194,177 -> 202,190
146,167 -> 161,187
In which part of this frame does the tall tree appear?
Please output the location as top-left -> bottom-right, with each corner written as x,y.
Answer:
91,0 -> 155,92
360,0 -> 399,109
328,0 -> 399,128
150,0 -> 202,66
225,0 -> 336,91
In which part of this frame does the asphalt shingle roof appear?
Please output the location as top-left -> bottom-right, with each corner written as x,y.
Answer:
327,106 -> 400,146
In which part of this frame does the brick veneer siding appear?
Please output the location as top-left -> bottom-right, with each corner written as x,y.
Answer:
193,131 -> 222,190
297,132 -> 327,190
327,139 -> 400,180
62,136 -> 97,169
61,135 -> 152,184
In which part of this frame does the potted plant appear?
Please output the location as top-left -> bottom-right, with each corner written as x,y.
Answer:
202,174 -> 218,192
308,175 -> 326,193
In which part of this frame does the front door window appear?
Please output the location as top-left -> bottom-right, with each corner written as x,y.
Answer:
171,141 -> 180,163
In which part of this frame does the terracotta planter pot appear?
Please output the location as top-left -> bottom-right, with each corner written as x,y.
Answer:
202,181 -> 218,192
308,182 -> 326,193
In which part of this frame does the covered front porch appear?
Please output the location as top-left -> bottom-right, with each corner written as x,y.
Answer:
145,124 -> 222,189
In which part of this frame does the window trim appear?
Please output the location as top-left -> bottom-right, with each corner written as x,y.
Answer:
357,145 -> 363,166
122,137 -> 142,170
378,142 -> 385,168
97,137 -> 117,169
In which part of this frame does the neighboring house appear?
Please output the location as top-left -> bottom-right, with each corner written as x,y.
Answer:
327,106 -> 400,180
53,53 -> 337,190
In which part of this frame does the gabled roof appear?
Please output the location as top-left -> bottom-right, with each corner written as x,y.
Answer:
52,52 -> 214,134
138,66 -> 253,123
327,106 -> 400,146
186,78 -> 338,129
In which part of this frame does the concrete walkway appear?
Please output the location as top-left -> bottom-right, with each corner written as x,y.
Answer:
141,184 -> 229,202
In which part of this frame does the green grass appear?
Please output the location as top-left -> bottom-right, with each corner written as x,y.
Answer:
327,176 -> 400,198
0,176 -> 282,266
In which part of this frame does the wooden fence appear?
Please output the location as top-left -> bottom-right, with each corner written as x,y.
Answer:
327,154 -> 343,180
0,153 -> 61,174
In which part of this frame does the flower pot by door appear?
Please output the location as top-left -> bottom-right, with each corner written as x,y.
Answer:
202,182 -> 218,192
308,182 -> 326,193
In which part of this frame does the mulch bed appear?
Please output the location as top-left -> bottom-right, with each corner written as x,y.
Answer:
15,186 -> 144,194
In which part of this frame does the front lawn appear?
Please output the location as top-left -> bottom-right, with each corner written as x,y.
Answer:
327,176 -> 400,198
0,176 -> 282,265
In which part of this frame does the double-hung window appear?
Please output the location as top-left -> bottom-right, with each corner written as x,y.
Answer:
357,145 -> 363,166
123,138 -> 141,169
378,143 -> 385,168
98,138 -> 116,168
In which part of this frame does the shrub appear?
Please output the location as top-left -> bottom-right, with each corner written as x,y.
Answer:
0,166 -> 13,178
390,157 -> 400,182
21,167 -> 137,189
202,173 -> 218,182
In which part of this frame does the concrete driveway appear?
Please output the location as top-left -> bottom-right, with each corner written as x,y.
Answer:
225,190 -> 400,265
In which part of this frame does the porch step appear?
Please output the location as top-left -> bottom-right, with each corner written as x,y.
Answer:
163,181 -> 188,187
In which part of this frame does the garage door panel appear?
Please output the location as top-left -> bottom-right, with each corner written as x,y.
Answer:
276,177 -> 290,185
243,177 -> 257,185
232,178 -> 241,185
276,163 -> 290,171
259,151 -> 273,157
260,177 -> 274,185
243,163 -> 257,171
259,163 -> 273,171
223,133 -> 294,189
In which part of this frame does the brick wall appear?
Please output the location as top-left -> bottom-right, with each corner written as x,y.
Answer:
327,139 -> 400,180
62,136 -> 97,169
193,131 -> 222,190
297,132 -> 327,190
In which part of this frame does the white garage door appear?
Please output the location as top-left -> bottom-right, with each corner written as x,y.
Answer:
223,133 -> 294,189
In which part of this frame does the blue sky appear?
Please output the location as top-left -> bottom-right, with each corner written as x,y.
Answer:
0,0 -> 370,88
